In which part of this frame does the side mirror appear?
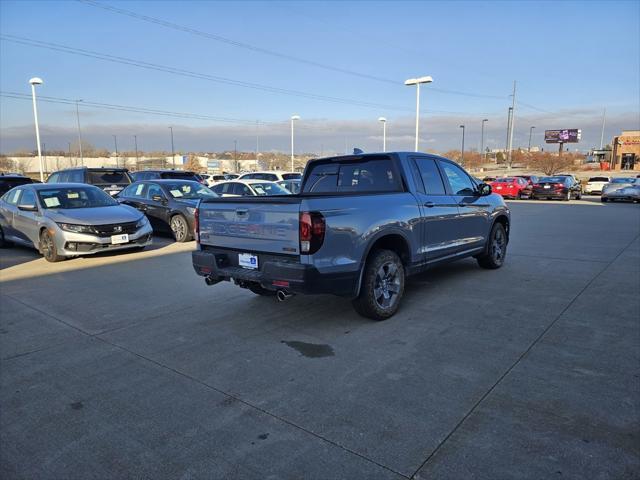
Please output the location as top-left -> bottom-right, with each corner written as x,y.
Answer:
477,183 -> 492,196
18,204 -> 38,212
151,194 -> 165,203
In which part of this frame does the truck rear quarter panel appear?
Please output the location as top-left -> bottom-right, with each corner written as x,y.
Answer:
301,192 -> 422,275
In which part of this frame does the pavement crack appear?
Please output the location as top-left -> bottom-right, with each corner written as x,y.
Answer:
409,232 -> 640,479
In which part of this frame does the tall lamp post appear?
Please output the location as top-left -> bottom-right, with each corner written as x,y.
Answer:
169,126 -> 175,168
404,75 -> 433,151
113,135 -> 119,167
133,135 -> 139,168
459,125 -> 466,165
290,115 -> 300,171
29,77 -> 44,181
75,99 -> 84,165
528,126 -> 536,152
481,119 -> 488,162
378,117 -> 387,152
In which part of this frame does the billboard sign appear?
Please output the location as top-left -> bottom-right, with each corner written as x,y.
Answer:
545,129 -> 581,144
207,160 -> 220,168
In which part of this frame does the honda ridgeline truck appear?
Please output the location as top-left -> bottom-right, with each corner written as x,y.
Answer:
192,152 -> 510,320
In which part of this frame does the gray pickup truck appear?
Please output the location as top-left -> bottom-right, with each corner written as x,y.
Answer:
192,152 -> 510,320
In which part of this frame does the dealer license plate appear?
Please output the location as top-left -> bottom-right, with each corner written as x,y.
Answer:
239,253 -> 258,269
111,234 -> 129,245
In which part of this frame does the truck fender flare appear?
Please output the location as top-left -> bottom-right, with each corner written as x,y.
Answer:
353,228 -> 413,298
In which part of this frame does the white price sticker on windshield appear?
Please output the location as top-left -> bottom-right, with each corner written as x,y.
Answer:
44,197 -> 61,207
170,189 -> 183,197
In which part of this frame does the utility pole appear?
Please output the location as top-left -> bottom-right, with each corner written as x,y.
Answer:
234,140 -> 238,173
113,135 -> 119,168
506,80 -> 516,169
134,135 -> 139,169
43,143 -> 47,175
505,107 -> 513,166
75,100 -> 84,165
255,120 -> 259,171
459,125 -> 465,166
68,142 -> 72,166
599,108 -> 606,149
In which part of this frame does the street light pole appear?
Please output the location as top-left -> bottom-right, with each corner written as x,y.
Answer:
528,126 -> 536,152
459,125 -> 465,166
113,135 -> 119,167
378,117 -> 387,152
133,135 -> 139,169
290,115 -> 300,171
234,140 -> 238,172
404,76 -> 433,152
481,119 -> 488,162
29,77 -> 44,181
75,99 -> 84,165
169,126 -> 175,168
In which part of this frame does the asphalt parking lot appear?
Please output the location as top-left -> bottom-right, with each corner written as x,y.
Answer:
1,197 -> 639,480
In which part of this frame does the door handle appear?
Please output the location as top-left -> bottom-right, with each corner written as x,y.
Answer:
458,202 -> 468,207
235,208 -> 248,215
423,201 -> 435,208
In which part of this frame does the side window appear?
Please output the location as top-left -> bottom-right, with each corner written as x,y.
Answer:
58,172 -> 70,183
415,159 -> 446,195
48,173 -> 59,183
5,188 -> 23,205
146,183 -> 164,200
68,170 -> 84,183
239,184 -> 253,195
18,189 -> 36,207
439,161 -> 475,195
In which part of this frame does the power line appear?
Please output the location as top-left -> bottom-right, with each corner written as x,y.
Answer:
2,34 -> 452,113
77,0 -> 506,100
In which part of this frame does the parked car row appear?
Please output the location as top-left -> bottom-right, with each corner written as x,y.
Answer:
0,168 -> 303,261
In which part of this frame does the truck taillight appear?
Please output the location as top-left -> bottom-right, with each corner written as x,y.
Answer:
194,206 -> 200,244
299,211 -> 325,254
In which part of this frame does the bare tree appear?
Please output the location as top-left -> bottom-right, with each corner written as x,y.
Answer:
527,152 -> 575,175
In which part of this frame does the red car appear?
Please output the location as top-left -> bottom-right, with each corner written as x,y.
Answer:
490,177 -> 532,199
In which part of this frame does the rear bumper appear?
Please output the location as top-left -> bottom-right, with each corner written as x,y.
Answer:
192,248 -> 359,296
531,190 -> 566,199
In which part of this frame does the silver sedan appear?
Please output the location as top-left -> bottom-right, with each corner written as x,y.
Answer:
0,183 -> 153,262
601,178 -> 640,203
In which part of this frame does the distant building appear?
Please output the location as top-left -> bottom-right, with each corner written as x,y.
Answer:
611,130 -> 639,171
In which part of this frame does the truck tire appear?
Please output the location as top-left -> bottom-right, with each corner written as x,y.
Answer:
477,222 -> 507,269
248,284 -> 276,296
352,249 -> 405,321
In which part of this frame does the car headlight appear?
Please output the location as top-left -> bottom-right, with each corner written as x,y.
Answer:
135,216 -> 149,228
186,207 -> 196,215
57,223 -> 94,234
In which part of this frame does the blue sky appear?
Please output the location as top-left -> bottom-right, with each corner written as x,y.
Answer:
1,0 -> 639,154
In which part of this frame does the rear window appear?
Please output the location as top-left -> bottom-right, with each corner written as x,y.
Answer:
588,177 -> 609,182
282,173 -> 301,180
494,177 -> 515,183
303,157 -> 401,194
88,170 -> 132,185
0,177 -> 32,191
539,177 -> 565,183
159,171 -> 198,181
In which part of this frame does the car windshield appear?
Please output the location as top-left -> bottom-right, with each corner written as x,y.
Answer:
539,177 -> 565,183
87,170 -> 131,185
249,182 -> 290,196
611,177 -> 635,184
38,186 -> 118,209
164,181 -> 218,199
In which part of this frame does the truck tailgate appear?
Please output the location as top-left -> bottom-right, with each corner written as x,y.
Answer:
199,198 -> 301,255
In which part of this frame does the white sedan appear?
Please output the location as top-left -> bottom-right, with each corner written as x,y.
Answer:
583,176 -> 611,195
210,179 -> 291,197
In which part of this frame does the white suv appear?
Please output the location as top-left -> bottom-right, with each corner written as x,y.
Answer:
584,176 -> 611,195
238,171 -> 301,182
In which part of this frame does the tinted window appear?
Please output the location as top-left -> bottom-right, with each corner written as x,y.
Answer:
611,178 -> 635,184
234,183 -> 253,196
160,171 -> 198,181
303,158 -> 400,193
47,173 -> 60,183
539,177 -> 566,183
588,177 -> 609,182
164,181 -> 217,199
282,173 -> 301,180
18,189 -> 36,207
38,186 -> 118,209
249,182 -> 289,196
212,183 -> 234,195
4,188 -> 23,205
68,170 -> 84,183
415,159 -> 446,195
439,162 -> 475,195
146,183 -> 165,200
88,170 -> 131,185
122,183 -> 146,198
58,172 -> 70,183
0,177 -> 31,195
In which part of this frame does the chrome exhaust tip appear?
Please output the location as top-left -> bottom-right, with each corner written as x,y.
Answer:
276,290 -> 294,302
